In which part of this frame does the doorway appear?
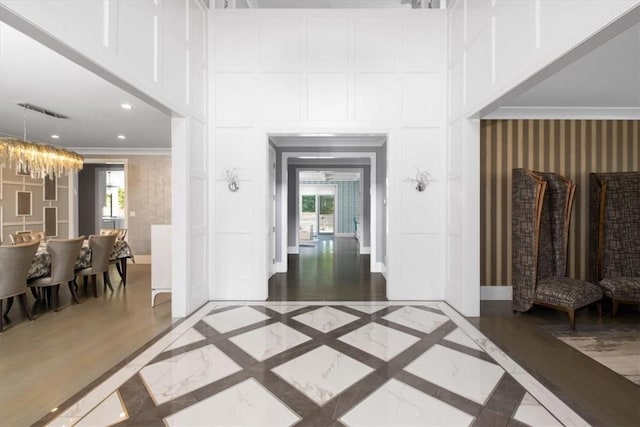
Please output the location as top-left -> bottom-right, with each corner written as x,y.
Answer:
268,134 -> 387,301
77,160 -> 127,237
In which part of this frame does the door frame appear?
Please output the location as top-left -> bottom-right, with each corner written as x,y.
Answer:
69,158 -> 128,238
279,151 -> 377,273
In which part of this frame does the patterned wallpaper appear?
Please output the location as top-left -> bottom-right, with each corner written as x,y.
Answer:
301,181 -> 360,234
480,119 -> 639,286
0,166 -> 69,244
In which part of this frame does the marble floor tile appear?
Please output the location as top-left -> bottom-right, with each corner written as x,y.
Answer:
443,328 -> 481,350
164,378 -> 300,427
383,306 -> 449,334
271,345 -> 374,405
164,328 -> 206,352
202,306 -> 270,334
340,378 -> 474,427
264,305 -> 308,314
140,344 -> 242,405
347,304 -> 389,314
229,322 -> 312,361
513,393 -> 563,427
404,344 -> 504,405
74,391 -> 128,427
292,306 -> 360,333
337,322 -> 420,361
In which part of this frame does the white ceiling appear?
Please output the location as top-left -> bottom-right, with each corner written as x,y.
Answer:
486,20 -> 640,117
0,22 -> 171,152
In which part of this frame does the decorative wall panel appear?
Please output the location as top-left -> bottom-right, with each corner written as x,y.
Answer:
480,119 -> 640,286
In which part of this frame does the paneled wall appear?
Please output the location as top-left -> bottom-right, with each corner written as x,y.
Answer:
0,167 -> 69,243
480,119 -> 639,286
211,9 -> 447,300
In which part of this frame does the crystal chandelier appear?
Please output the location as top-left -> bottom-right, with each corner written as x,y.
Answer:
0,104 -> 83,179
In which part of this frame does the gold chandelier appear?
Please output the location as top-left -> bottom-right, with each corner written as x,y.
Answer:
0,137 -> 84,179
0,103 -> 83,179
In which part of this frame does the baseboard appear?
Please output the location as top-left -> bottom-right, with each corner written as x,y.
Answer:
360,246 -> 371,254
371,262 -> 384,273
134,255 -> 151,264
287,246 -> 299,254
335,233 -> 355,237
480,285 -> 512,300
275,262 -> 287,273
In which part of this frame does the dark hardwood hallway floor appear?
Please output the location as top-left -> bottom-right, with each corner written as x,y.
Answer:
268,235 -> 387,301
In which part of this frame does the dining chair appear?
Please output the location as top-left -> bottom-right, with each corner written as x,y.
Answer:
0,241 -> 40,332
9,231 -> 46,245
75,234 -> 117,297
100,228 -> 129,285
28,237 -> 84,312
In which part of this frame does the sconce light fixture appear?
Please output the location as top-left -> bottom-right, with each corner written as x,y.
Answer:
408,170 -> 432,192
225,168 -> 240,192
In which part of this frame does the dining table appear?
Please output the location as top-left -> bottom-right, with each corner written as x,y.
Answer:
27,239 -> 135,281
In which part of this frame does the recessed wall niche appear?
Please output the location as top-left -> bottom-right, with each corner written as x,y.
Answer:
44,176 -> 57,201
16,191 -> 32,216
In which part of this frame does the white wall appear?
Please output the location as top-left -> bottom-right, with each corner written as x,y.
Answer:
210,9 -> 448,300
0,0 -> 209,316
445,0 -> 640,315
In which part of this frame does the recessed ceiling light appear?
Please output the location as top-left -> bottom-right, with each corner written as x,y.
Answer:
50,134 -> 60,139
117,135 -> 126,140
121,103 -> 132,110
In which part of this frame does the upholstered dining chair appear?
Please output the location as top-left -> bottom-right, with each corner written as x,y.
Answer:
9,231 -> 46,245
100,228 -> 129,285
75,234 -> 117,297
0,241 -> 39,332
28,237 -> 84,312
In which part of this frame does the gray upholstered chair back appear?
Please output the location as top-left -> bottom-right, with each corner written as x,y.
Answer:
512,169 -> 546,311
88,234 -> 117,273
0,241 -> 39,299
590,172 -> 640,281
47,237 -> 85,284
10,231 -> 46,245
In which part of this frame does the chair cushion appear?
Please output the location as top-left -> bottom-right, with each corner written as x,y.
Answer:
598,277 -> 640,302
535,277 -> 602,310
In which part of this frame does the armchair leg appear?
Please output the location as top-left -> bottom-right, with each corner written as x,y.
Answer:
19,294 -> 33,320
103,271 -> 113,292
3,296 -> 13,317
91,275 -> 98,297
30,287 -> 40,300
612,300 -> 619,317
568,309 -> 575,330
68,281 -> 81,304
51,286 -> 60,312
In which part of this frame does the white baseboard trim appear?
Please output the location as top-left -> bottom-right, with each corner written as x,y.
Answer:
335,233 -> 355,237
287,246 -> 299,254
134,255 -> 151,264
480,286 -> 512,300
360,246 -> 371,254
275,262 -> 287,273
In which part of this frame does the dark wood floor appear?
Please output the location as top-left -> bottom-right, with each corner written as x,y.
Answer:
469,301 -> 640,427
268,235 -> 387,301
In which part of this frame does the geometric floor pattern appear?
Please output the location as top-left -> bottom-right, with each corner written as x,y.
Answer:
42,303 -> 576,426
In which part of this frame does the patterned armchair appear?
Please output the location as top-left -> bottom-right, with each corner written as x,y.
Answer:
589,172 -> 640,316
512,169 -> 602,329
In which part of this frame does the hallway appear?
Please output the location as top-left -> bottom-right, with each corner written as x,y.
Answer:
268,236 -> 387,301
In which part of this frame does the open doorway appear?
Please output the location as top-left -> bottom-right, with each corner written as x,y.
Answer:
268,134 -> 387,301
77,160 -> 127,237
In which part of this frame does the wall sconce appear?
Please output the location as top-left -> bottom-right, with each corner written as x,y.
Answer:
225,168 -> 240,192
408,170 -> 432,192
